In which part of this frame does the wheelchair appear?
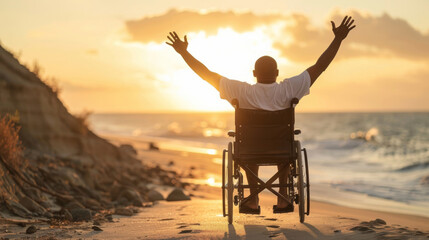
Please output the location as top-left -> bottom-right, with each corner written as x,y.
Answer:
222,98 -> 310,224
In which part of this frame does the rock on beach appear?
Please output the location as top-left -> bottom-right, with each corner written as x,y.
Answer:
148,189 -> 164,201
166,188 -> 190,201
71,208 -> 92,222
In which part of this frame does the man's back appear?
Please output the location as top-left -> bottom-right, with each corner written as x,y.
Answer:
219,70 -> 311,110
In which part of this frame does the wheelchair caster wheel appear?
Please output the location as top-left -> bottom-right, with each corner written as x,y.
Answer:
234,195 -> 239,206
294,195 -> 299,204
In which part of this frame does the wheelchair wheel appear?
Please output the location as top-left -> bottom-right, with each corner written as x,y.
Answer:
303,148 -> 310,216
295,141 -> 306,223
227,142 -> 234,224
222,149 -> 227,217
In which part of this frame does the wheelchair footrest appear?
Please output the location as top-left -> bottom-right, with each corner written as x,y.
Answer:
239,205 -> 261,214
273,204 -> 294,213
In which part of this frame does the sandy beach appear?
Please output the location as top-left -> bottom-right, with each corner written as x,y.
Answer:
84,199 -> 429,240
2,136 -> 427,240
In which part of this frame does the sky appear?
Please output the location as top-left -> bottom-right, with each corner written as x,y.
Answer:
1,0 -> 429,113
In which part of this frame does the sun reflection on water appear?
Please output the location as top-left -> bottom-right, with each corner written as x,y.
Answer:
206,177 -> 221,187
206,149 -> 217,155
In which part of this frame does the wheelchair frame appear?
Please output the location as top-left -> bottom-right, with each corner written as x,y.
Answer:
222,98 -> 310,224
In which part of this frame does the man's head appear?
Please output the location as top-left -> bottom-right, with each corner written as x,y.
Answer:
253,56 -> 279,84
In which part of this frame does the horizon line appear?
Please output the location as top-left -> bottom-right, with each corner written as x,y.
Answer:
85,109 -> 429,115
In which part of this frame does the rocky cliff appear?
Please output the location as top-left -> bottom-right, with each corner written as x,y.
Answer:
0,44 -> 178,220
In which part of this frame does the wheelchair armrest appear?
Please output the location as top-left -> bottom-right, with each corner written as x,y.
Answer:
294,129 -> 301,135
227,131 -> 236,137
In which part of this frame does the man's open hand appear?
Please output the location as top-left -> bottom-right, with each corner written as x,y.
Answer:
166,31 -> 188,55
331,16 -> 356,40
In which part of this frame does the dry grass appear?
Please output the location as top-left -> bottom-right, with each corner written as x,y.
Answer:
43,76 -> 61,96
0,113 -> 23,169
31,60 -> 62,96
74,110 -> 92,135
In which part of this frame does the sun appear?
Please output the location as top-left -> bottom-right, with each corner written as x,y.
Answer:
159,69 -> 232,111
159,28 -> 283,111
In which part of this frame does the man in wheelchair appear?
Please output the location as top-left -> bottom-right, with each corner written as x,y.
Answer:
167,16 -> 355,222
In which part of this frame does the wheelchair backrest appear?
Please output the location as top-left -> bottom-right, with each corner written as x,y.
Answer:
232,99 -> 297,156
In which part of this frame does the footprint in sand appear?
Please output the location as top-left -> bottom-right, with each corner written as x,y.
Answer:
268,233 -> 280,238
92,226 -> 103,231
376,232 -> 389,237
266,225 -> 280,228
159,218 -> 174,221
350,226 -> 375,233
179,230 -> 193,234
176,206 -> 187,211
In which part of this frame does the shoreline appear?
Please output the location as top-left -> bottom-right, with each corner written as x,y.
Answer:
106,134 -> 429,219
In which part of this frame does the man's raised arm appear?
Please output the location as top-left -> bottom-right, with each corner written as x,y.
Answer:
166,31 -> 221,90
307,16 -> 356,86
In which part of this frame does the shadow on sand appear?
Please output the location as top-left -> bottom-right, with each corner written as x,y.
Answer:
222,222 -> 361,240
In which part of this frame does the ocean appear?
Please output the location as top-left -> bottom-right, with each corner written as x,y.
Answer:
89,112 -> 429,217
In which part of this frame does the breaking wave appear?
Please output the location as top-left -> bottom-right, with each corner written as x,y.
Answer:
396,160 -> 429,172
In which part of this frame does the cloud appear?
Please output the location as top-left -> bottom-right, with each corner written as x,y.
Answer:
275,11 -> 429,62
347,11 -> 429,60
125,9 -> 429,62
124,9 -> 284,43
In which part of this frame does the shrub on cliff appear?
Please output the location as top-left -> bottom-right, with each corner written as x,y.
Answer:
74,110 -> 92,135
0,113 -> 23,169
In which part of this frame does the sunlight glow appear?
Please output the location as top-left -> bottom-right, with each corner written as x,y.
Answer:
136,27 -> 286,112
203,128 -> 224,137
212,158 -> 223,165
188,28 -> 281,81
206,149 -> 217,155
207,177 -> 215,185
206,177 -> 221,187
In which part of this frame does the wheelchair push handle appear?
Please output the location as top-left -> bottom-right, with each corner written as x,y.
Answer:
290,98 -> 299,108
231,99 -> 239,109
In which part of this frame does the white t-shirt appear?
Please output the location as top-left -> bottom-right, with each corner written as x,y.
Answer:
219,70 -> 311,110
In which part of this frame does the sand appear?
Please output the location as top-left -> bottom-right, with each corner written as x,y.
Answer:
1,138 -> 428,239
80,199 -> 429,240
